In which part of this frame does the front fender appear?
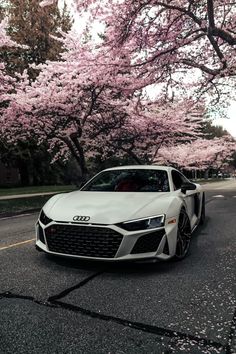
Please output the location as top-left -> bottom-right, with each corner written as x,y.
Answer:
42,193 -> 66,217
136,195 -> 184,219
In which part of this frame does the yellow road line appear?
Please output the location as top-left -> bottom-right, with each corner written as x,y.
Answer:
0,239 -> 35,251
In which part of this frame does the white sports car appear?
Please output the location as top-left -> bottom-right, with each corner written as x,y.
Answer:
36,165 -> 205,261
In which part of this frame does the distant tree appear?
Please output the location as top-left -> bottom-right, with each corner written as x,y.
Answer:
157,137 -> 236,171
0,2 -> 72,185
201,120 -> 229,139
230,152 -> 236,170
0,20 -> 19,112
0,0 -> 72,78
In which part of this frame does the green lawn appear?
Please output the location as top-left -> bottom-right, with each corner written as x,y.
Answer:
0,185 -> 77,197
0,185 -> 77,215
0,195 -> 53,215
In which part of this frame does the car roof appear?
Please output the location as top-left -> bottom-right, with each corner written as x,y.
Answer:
103,165 -> 174,172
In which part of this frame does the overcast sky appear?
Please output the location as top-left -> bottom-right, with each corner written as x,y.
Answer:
214,102 -> 236,138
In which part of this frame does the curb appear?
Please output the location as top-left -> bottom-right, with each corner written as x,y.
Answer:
0,191 -> 62,201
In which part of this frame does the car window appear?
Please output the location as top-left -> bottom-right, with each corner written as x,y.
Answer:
172,170 -> 189,190
82,169 -> 170,192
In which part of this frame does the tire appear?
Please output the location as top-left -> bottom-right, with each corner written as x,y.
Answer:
174,208 -> 191,260
200,193 -> 205,225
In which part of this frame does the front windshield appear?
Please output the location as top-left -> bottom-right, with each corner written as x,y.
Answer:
81,169 -> 170,192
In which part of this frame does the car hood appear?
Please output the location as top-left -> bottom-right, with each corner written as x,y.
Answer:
44,191 -> 174,225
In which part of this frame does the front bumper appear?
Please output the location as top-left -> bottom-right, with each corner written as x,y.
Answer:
35,218 -> 178,261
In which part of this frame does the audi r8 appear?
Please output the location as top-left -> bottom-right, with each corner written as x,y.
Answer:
36,166 -> 205,261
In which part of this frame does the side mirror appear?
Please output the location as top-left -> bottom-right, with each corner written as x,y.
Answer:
181,182 -> 197,194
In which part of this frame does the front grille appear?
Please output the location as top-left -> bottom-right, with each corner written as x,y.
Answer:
131,229 -> 165,254
44,224 -> 123,258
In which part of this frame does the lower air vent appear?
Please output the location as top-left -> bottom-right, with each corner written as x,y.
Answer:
131,230 -> 165,254
163,238 -> 169,255
38,224 -> 45,244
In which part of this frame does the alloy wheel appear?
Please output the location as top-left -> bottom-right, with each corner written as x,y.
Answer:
200,194 -> 205,225
175,208 -> 191,260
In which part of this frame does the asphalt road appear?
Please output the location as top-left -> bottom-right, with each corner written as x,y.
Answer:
0,181 -> 236,354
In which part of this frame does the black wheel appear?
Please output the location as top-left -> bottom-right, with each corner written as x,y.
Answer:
200,193 -> 205,225
174,208 -> 191,260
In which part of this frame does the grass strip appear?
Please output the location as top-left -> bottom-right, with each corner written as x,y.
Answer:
0,185 -> 76,197
0,195 -> 53,215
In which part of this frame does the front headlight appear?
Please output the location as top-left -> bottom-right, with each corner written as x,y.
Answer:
39,209 -> 52,225
118,215 -> 165,231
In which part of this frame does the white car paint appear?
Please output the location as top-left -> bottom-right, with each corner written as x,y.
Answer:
36,165 -> 205,261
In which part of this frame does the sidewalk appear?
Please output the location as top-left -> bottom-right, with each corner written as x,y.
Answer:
201,178 -> 236,191
0,191 -> 64,201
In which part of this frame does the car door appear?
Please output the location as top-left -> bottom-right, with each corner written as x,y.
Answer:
171,170 -> 198,228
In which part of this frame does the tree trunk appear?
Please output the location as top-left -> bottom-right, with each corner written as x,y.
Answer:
125,149 -> 143,165
69,134 -> 88,181
61,135 -> 88,183
204,169 -> 209,179
17,159 -> 30,186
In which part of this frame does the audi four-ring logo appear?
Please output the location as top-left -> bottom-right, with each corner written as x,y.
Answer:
73,215 -> 90,222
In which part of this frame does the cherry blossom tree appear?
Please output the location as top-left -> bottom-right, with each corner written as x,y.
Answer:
1,37 -> 204,178
0,20 -> 19,48
1,52 -> 131,177
2,6 -> 234,180
84,100 -> 204,164
40,0 -> 236,103
156,136 -> 236,170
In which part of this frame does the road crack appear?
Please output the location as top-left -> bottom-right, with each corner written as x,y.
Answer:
0,290 -> 227,352
49,299 -> 226,351
0,291 -> 57,308
48,270 -> 105,302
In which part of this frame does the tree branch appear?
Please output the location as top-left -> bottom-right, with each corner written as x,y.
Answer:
207,0 -> 215,29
